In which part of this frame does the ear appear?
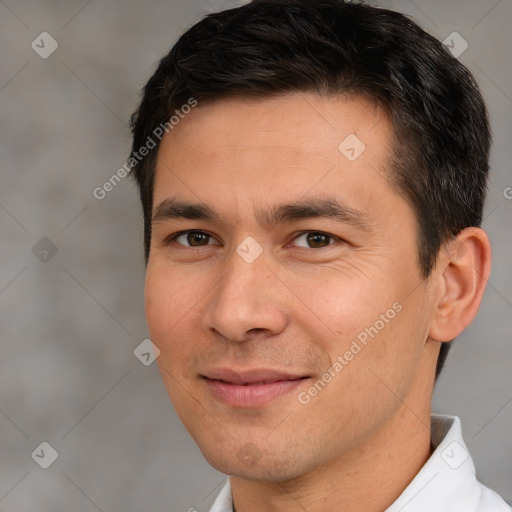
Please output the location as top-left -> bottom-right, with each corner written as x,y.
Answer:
428,227 -> 492,342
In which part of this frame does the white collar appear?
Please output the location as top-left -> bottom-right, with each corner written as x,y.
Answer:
208,415 -> 510,512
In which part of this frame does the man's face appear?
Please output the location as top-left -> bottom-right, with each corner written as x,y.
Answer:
145,93 -> 439,480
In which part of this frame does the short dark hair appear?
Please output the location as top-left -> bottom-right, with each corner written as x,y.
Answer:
129,0 -> 491,378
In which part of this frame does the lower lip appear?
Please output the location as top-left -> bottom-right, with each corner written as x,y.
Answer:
203,378 -> 308,408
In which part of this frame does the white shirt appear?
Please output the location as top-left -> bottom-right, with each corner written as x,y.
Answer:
209,414 -> 511,512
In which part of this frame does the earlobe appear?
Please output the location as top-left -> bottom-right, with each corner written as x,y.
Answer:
428,227 -> 492,342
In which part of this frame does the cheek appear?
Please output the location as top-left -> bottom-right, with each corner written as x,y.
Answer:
292,268 -> 424,382
144,266 -> 204,414
145,266 -> 171,339
144,265 -> 197,355
290,271 -> 390,350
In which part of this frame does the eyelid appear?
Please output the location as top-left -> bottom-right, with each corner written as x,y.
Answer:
164,229 -> 342,249
286,230 -> 341,249
164,229 -> 220,247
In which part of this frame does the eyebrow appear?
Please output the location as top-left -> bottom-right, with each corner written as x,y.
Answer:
152,196 -> 374,232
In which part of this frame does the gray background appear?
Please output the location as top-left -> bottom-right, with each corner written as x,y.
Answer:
0,0 -> 510,510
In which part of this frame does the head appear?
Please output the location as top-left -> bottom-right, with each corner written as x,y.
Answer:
129,0 -> 491,481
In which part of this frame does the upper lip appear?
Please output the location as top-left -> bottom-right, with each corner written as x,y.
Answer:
202,368 -> 309,385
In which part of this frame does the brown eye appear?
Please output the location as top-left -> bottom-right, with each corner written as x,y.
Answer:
169,230 -> 217,247
186,231 -> 210,246
293,231 -> 336,249
307,232 -> 332,248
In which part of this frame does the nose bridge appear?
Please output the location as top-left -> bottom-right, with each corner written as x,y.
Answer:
223,250 -> 265,307
203,241 -> 288,342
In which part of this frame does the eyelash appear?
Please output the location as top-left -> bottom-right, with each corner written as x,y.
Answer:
163,230 -> 341,249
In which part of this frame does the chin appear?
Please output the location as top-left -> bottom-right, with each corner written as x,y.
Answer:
199,443 -> 311,482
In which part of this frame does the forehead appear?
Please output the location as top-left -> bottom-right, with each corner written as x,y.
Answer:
153,92 -> 397,218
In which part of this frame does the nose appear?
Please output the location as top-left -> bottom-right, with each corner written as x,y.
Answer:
201,243 -> 289,343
